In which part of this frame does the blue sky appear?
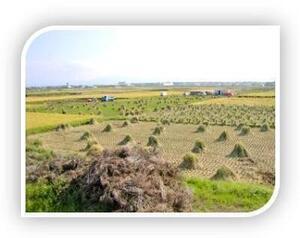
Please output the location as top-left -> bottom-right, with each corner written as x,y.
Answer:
25,26 -> 279,87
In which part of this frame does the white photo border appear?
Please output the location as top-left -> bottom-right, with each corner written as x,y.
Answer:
21,25 -> 280,218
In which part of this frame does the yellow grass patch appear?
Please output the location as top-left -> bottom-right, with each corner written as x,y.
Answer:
239,90 -> 275,97
26,112 -> 94,130
193,97 -> 275,106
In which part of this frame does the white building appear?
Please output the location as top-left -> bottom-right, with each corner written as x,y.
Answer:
162,82 -> 174,86
118,81 -> 128,86
66,82 -> 72,88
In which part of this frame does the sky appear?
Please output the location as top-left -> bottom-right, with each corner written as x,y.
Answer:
25,26 -> 280,87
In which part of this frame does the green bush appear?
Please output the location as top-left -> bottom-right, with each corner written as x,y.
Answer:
153,126 -> 164,135
260,123 -> 270,132
196,125 -> 206,133
32,139 -> 42,147
56,123 -> 72,131
26,140 -> 54,161
236,123 -> 245,130
80,131 -> 92,140
161,119 -> 170,125
192,140 -> 205,153
83,139 -> 98,151
130,116 -> 139,123
229,143 -> 249,158
87,144 -> 103,157
119,134 -> 133,145
103,123 -> 113,132
211,166 -> 236,181
217,131 -> 228,141
240,126 -> 250,135
26,180 -> 65,212
122,120 -> 130,127
89,118 -> 98,125
147,135 -> 159,147
180,153 -> 198,169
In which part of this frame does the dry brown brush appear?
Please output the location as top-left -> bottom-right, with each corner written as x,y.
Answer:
60,146 -> 192,212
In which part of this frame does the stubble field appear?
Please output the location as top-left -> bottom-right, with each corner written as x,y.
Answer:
25,87 -> 276,212
28,120 -> 275,184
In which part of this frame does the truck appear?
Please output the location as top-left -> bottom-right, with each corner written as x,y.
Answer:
101,95 -> 115,102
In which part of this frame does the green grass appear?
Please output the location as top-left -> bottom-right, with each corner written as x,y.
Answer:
26,180 -> 92,212
27,92 -> 275,130
26,177 -> 273,213
26,139 -> 54,160
26,180 -> 66,212
26,95 -> 204,119
185,177 -> 273,212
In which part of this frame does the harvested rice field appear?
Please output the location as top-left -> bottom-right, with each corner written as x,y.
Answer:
28,121 -> 275,185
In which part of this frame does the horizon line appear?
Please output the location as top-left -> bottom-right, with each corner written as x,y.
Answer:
26,80 -> 275,88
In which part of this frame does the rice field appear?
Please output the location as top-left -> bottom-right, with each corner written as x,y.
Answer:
26,112 -> 97,134
26,95 -> 205,123
25,86 -> 276,212
192,97 -> 275,106
238,90 -> 275,97
28,121 -> 275,184
143,104 -> 275,128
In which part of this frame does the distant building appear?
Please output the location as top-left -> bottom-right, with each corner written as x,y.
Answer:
205,90 -> 214,95
190,90 -> 207,96
66,82 -> 72,88
118,81 -> 128,86
214,89 -> 235,96
160,91 -> 168,96
214,89 -> 223,96
188,89 -> 235,97
223,90 -> 235,97
162,82 -> 174,86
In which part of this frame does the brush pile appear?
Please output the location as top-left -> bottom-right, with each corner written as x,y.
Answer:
60,146 -> 192,212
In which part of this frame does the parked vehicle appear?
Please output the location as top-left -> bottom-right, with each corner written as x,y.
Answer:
101,95 -> 115,102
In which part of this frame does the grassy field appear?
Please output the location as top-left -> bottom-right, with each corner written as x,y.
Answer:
26,95 -> 204,118
26,112 -> 98,134
186,178 -> 273,212
26,176 -> 273,212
